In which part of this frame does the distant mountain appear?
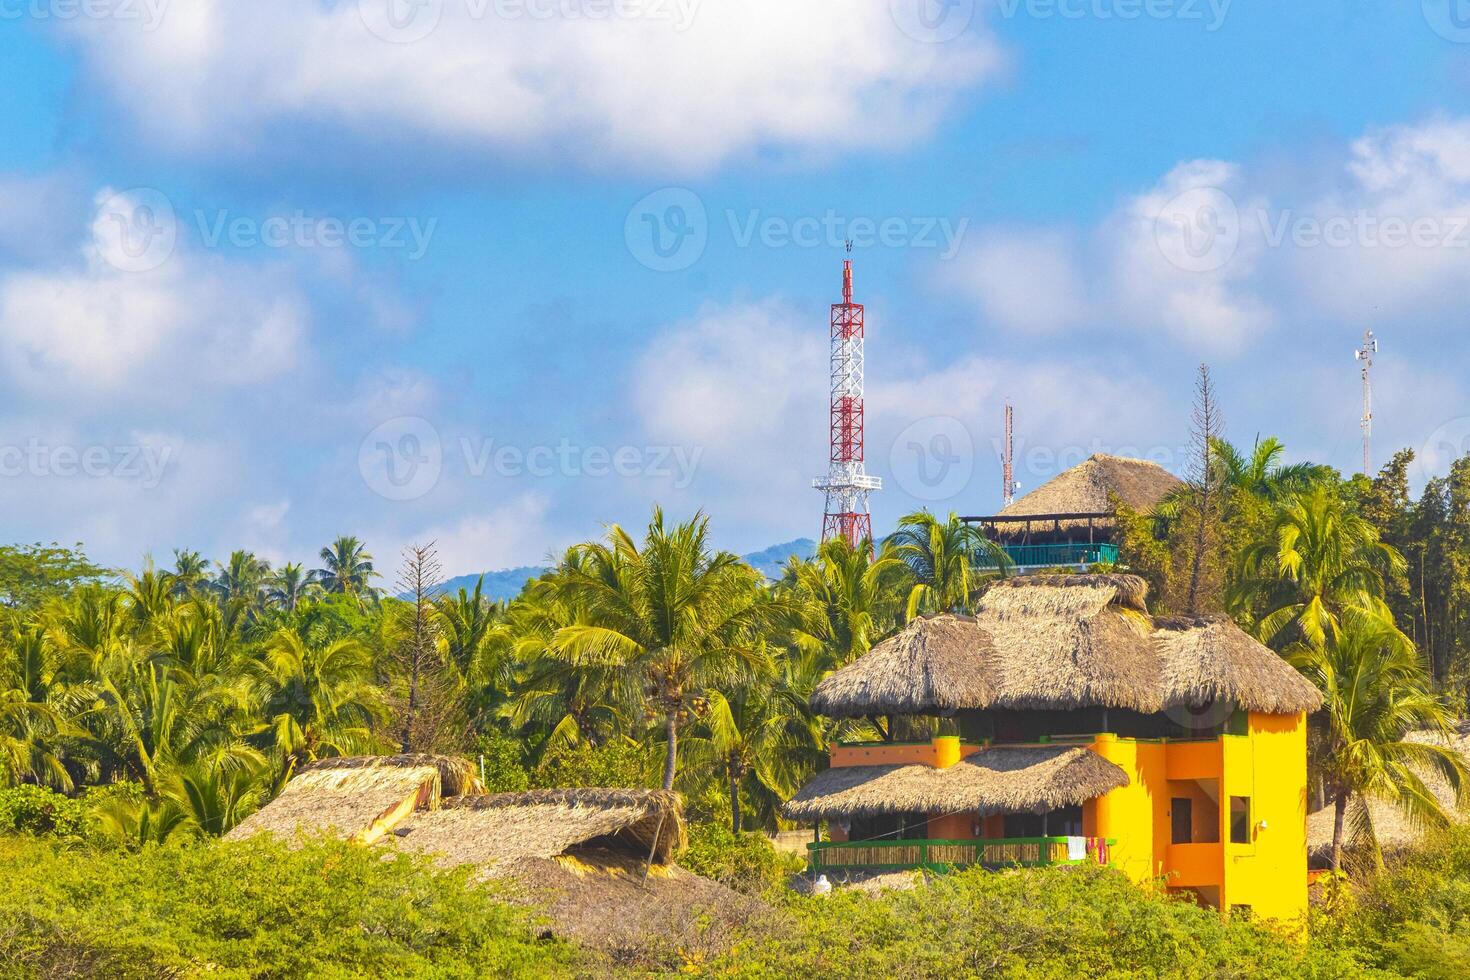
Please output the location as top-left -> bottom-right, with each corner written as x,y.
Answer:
428,538 -> 818,601
738,538 -> 818,579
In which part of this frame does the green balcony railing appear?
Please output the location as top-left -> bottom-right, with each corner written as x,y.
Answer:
977,542 -> 1120,570
807,836 -> 1114,874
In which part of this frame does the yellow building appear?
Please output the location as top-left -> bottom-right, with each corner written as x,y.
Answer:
783,574 -> 1322,920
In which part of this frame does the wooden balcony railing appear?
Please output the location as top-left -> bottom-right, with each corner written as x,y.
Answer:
807,837 -> 1114,874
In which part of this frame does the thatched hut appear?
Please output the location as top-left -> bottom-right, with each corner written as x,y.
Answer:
787,572 -> 1324,919
387,788 -> 685,871
227,754 -> 480,844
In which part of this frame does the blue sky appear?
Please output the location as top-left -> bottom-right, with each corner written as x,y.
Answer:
3,1 -> 1470,576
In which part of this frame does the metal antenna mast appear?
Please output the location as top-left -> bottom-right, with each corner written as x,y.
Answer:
1002,401 -> 1019,507
1354,330 -> 1378,475
813,244 -> 880,550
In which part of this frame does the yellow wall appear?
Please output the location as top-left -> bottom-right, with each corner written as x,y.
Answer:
1087,713 -> 1309,921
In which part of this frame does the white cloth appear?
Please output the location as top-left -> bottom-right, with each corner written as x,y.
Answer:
1066,836 -> 1086,861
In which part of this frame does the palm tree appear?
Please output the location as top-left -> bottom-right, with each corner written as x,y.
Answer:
267,563 -> 316,613
886,510 -> 1008,620
212,551 -> 272,630
171,549 -> 210,596
313,537 -> 377,598
0,628 -> 88,789
164,758 -> 269,837
259,629 -> 385,776
678,679 -> 819,832
123,562 -> 177,628
781,537 -> 905,672
1288,617 -> 1469,871
1213,436 -> 1332,501
1230,485 -> 1406,649
550,509 -> 780,790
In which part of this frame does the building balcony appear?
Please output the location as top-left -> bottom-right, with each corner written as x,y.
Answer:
807,836 -> 1114,874
976,542 -> 1121,571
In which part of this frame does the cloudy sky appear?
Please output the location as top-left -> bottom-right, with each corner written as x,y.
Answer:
4,1 -> 1470,575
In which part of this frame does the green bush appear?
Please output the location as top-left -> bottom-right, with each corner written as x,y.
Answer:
0,785 -> 87,838
530,739 -> 654,790
715,864 -> 1373,979
0,834 -> 580,978
681,823 -> 799,897
473,729 -> 531,793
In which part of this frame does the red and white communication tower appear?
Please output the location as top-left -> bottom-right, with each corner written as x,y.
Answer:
813,248 -> 881,549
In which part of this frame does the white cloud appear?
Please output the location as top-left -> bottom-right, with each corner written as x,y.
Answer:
0,188 -> 308,400
944,117 -> 1470,354
60,1 -> 1003,172
389,493 -> 555,576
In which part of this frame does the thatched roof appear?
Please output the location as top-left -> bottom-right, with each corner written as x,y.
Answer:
227,754 -> 479,843
387,788 -> 686,869
997,453 -> 1181,521
782,746 -> 1129,821
810,615 -> 995,718
1154,616 -> 1323,715
810,575 -> 1323,717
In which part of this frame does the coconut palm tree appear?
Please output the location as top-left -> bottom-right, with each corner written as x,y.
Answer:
259,629 -> 385,777
267,563 -> 316,614
123,562 -> 177,628
170,549 -> 210,596
550,509 -> 780,790
1288,616 -> 1469,871
0,628 -> 89,789
312,536 -> 377,598
678,678 -> 820,833
164,757 -> 269,837
1213,436 -> 1332,501
1230,485 -> 1406,649
212,551 -> 272,631
886,510 -> 1008,620
781,537 -> 905,672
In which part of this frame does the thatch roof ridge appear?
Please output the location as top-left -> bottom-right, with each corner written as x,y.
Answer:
997,453 -> 1181,520
782,746 -> 1128,821
1152,617 -> 1324,714
987,573 -> 1150,612
392,787 -> 686,868
810,614 -> 995,718
298,753 -> 482,797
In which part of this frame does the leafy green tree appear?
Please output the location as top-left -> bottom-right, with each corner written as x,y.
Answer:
551,509 -> 779,790
1288,616 -> 1469,870
0,542 -> 108,609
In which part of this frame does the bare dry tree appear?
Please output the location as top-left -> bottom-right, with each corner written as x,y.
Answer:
392,542 -> 457,752
1182,364 -> 1225,616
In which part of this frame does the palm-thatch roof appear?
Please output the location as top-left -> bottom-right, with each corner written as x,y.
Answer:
997,453 -> 1181,522
782,746 -> 1128,821
1154,616 -> 1323,715
227,754 -> 480,844
387,788 -> 686,870
811,575 -> 1323,717
810,614 -> 995,718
